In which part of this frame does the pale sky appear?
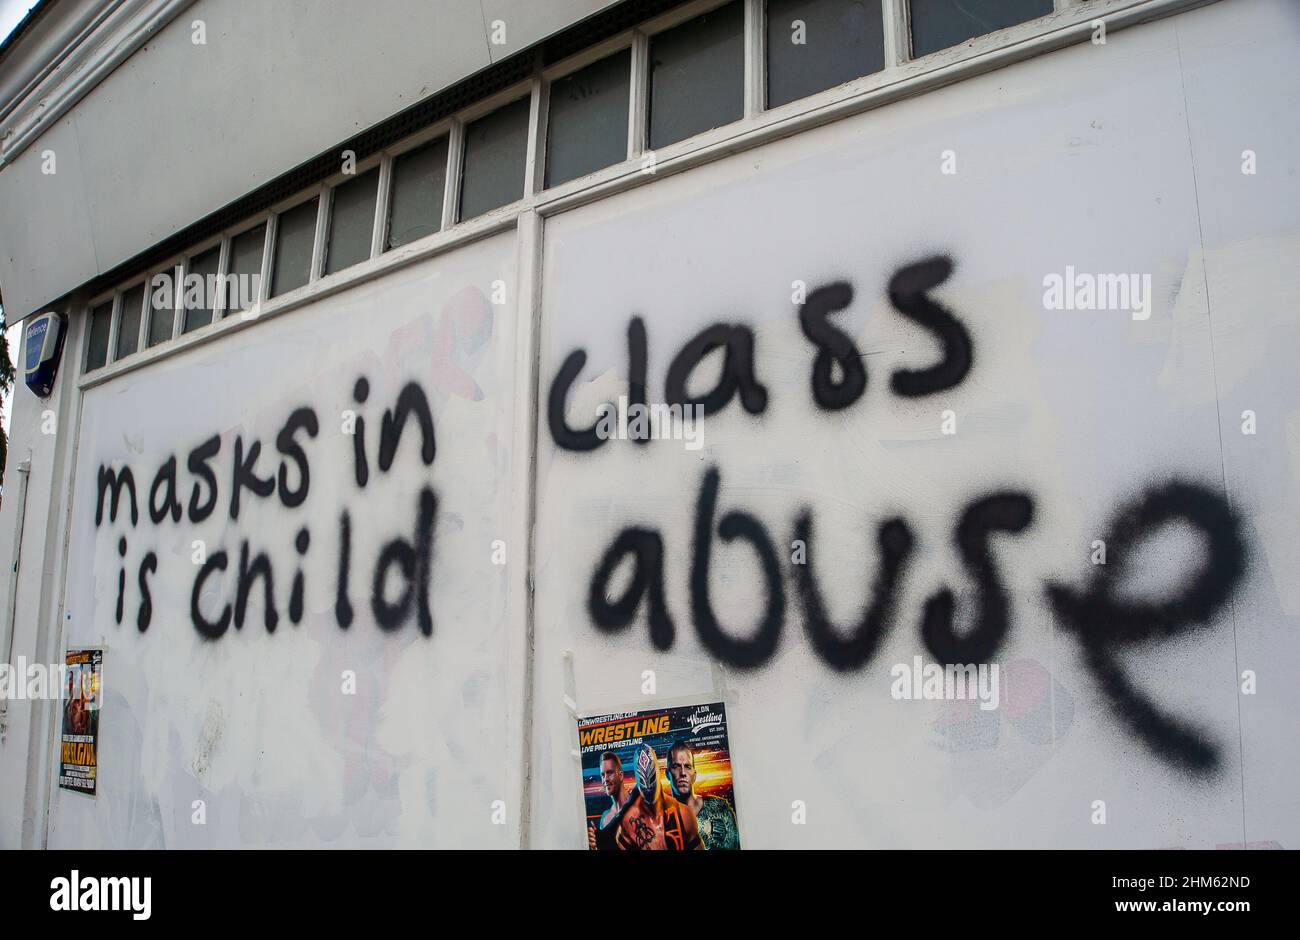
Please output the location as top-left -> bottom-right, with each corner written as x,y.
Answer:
0,0 -> 38,46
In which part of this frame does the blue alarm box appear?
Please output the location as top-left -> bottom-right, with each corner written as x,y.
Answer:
23,311 -> 66,398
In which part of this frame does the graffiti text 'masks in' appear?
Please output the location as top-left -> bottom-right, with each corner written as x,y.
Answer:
94,377 -> 439,639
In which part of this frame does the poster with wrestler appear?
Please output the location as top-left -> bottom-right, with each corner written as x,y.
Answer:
578,701 -> 741,850
59,648 -> 103,795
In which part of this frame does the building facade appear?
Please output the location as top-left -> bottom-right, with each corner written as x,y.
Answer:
0,0 -> 1297,849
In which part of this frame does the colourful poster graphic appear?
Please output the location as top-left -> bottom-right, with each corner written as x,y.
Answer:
59,648 -> 102,795
579,701 -> 741,850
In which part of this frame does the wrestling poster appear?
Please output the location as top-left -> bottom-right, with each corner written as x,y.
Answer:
58,648 -> 102,795
579,701 -> 741,850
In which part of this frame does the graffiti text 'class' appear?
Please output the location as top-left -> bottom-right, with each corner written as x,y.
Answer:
548,257 -> 968,450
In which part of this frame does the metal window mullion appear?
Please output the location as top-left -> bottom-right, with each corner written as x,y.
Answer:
310,186 -> 330,281
258,215 -> 277,305
525,75 -> 548,195
104,293 -> 121,364
136,281 -> 150,348
743,0 -> 765,117
884,0 -> 911,68
628,30 -> 650,157
214,237 -> 232,320
140,276 -> 152,345
170,261 -> 186,339
82,305 -> 96,371
371,155 -> 394,258
444,118 -> 465,227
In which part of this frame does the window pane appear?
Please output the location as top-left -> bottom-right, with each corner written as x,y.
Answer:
146,273 -> 174,348
649,1 -> 744,150
271,197 -> 319,297
767,0 -> 885,108
183,248 -> 220,333
459,97 -> 530,220
909,0 -> 1052,58
116,284 -> 145,359
228,223 -> 266,314
388,138 -> 448,250
86,301 -> 112,371
545,49 -> 631,188
325,168 -> 379,275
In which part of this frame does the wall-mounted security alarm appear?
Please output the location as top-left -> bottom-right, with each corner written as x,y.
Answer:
23,311 -> 67,398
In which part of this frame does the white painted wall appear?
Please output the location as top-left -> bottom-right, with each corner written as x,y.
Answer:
46,233 -> 526,847
0,311 -> 83,849
529,0 -> 1300,848
1,0 -> 1297,849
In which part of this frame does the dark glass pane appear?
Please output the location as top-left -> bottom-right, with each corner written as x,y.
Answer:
546,49 -> 631,187
648,2 -> 744,149
909,0 -> 1052,58
325,168 -> 379,275
116,284 -> 145,358
460,97 -> 530,220
767,0 -> 885,108
271,197 -> 319,297
183,247 -> 220,333
387,138 -> 448,249
86,302 -> 112,371
146,271 -> 174,348
227,223 -> 266,314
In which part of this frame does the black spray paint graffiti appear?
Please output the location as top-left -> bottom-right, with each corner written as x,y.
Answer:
94,378 -> 440,641
568,256 -> 1248,776
550,321 -> 769,451
587,467 -> 1046,674
1046,483 -> 1246,774
551,257 -> 970,446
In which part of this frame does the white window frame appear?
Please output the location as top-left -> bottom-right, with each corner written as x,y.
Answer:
638,0 -> 748,154
82,293 -> 115,372
217,214 -> 273,320
265,188 -> 325,301
110,277 -> 148,362
541,32 -> 638,188
177,235 -> 224,337
379,120 -> 457,252
906,0 -> 1069,61
319,152 -> 385,278
77,0 -> 1209,390
453,81 -> 537,224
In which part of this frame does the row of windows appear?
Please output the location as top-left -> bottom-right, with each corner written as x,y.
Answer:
84,0 -> 1062,374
